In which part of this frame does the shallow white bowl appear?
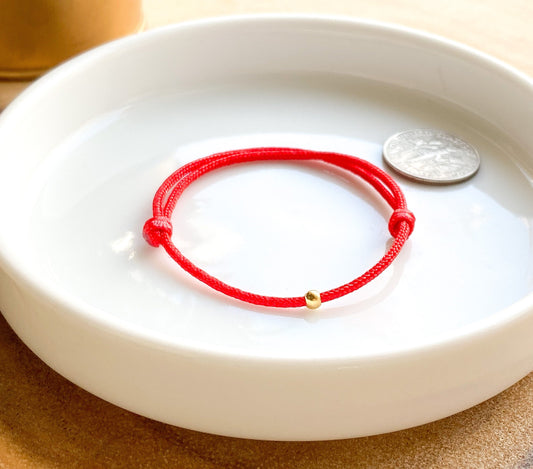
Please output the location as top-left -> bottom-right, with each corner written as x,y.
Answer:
0,15 -> 532,441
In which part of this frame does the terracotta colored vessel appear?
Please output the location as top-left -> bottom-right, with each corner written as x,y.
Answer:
0,0 -> 144,79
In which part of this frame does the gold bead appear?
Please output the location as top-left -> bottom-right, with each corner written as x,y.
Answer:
305,290 -> 321,309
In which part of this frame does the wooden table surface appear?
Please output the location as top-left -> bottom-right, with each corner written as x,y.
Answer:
0,1 -> 532,467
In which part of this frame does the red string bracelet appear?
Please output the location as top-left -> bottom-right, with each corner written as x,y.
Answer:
143,147 -> 415,309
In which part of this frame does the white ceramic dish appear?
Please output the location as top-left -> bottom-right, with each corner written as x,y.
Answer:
0,16 -> 532,441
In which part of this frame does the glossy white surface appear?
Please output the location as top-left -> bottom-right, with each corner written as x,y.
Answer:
0,16 -> 532,440
28,76 -> 533,357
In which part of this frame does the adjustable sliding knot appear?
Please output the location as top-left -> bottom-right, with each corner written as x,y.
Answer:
143,216 -> 173,247
388,208 -> 416,238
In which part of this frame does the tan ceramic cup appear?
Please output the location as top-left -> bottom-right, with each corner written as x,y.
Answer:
0,0 -> 144,79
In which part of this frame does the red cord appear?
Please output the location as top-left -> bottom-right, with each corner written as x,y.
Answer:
143,147 -> 415,308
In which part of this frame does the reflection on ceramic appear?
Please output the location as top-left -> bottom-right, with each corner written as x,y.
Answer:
0,16 -> 532,440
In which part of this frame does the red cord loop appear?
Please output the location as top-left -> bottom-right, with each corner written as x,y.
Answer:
144,147 -> 415,309
143,216 -> 173,247
388,209 -> 416,238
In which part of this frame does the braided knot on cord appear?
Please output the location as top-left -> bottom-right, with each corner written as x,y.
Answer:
143,216 -> 173,247
388,208 -> 416,238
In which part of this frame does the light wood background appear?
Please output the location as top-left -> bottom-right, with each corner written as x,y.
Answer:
0,1 -> 532,467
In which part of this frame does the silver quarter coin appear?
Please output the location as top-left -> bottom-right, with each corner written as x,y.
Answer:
383,129 -> 480,184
